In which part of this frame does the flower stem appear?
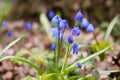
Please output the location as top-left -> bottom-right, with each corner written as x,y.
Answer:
54,51 -> 56,69
93,32 -> 99,45
56,28 -> 60,72
61,44 -> 70,74
64,46 -> 111,74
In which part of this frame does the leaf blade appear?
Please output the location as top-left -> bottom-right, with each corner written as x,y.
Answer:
0,56 -> 43,74
104,15 -> 119,41
0,35 -> 24,56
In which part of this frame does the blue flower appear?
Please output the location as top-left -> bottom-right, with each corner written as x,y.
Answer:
80,18 -> 89,28
2,21 -> 7,28
77,62 -> 82,68
48,10 -> 55,19
51,43 -> 56,51
68,35 -> 74,44
59,20 -> 69,30
86,24 -> 94,32
6,31 -> 12,37
49,28 -> 65,40
26,22 -> 32,30
73,43 -> 78,55
72,27 -> 80,36
74,11 -> 84,21
51,15 -> 62,26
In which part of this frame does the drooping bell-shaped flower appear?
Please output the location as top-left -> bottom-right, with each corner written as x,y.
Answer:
6,31 -> 12,37
48,10 -> 55,19
80,18 -> 89,28
26,22 -> 32,30
74,11 -> 84,21
51,43 -> 56,51
86,24 -> 94,32
73,43 -> 78,55
77,62 -> 82,68
59,19 -> 69,30
49,28 -> 65,40
2,21 -> 7,28
68,35 -> 74,44
72,27 -> 80,36
51,15 -> 62,26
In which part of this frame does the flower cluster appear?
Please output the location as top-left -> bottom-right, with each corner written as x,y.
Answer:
49,11 -> 95,68
74,11 -> 94,32
49,15 -> 69,41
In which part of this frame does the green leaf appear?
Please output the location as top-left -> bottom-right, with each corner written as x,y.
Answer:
64,46 -> 111,74
0,35 -> 24,56
91,41 -> 112,60
68,75 -> 94,80
33,56 -> 48,66
40,13 -> 52,41
92,69 -> 100,79
0,16 -> 5,32
15,50 -> 30,57
100,21 -> 109,29
30,48 -> 53,66
0,56 -> 43,74
83,58 -> 96,66
41,73 -> 64,80
22,76 -> 37,80
104,15 -> 119,42
99,70 -> 120,75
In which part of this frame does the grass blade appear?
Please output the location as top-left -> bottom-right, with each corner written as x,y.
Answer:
0,16 -> 5,32
100,70 -> 120,74
40,13 -> 52,41
104,15 -> 119,41
68,75 -> 94,80
0,35 -> 24,56
64,46 -> 111,74
0,56 -> 43,74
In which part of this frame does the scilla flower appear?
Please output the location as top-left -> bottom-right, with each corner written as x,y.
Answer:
86,24 -> 94,32
59,20 -> 69,30
49,28 -> 65,40
72,27 -> 80,36
68,35 -> 74,44
74,11 -> 84,21
2,21 -> 7,28
80,18 -> 89,28
51,15 -> 62,26
26,22 -> 32,30
48,10 -> 55,19
77,62 -> 82,68
51,43 -> 56,51
73,43 -> 78,55
6,31 -> 12,37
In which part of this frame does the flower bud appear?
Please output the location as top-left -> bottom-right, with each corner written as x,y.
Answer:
51,43 -> 56,51
77,62 -> 82,68
68,35 -> 74,44
26,22 -> 32,30
74,11 -> 84,21
73,43 -> 78,55
48,10 -> 55,19
86,24 -> 94,32
80,18 -> 89,28
59,20 -> 69,30
51,15 -> 62,26
7,31 -> 12,37
72,27 -> 80,36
